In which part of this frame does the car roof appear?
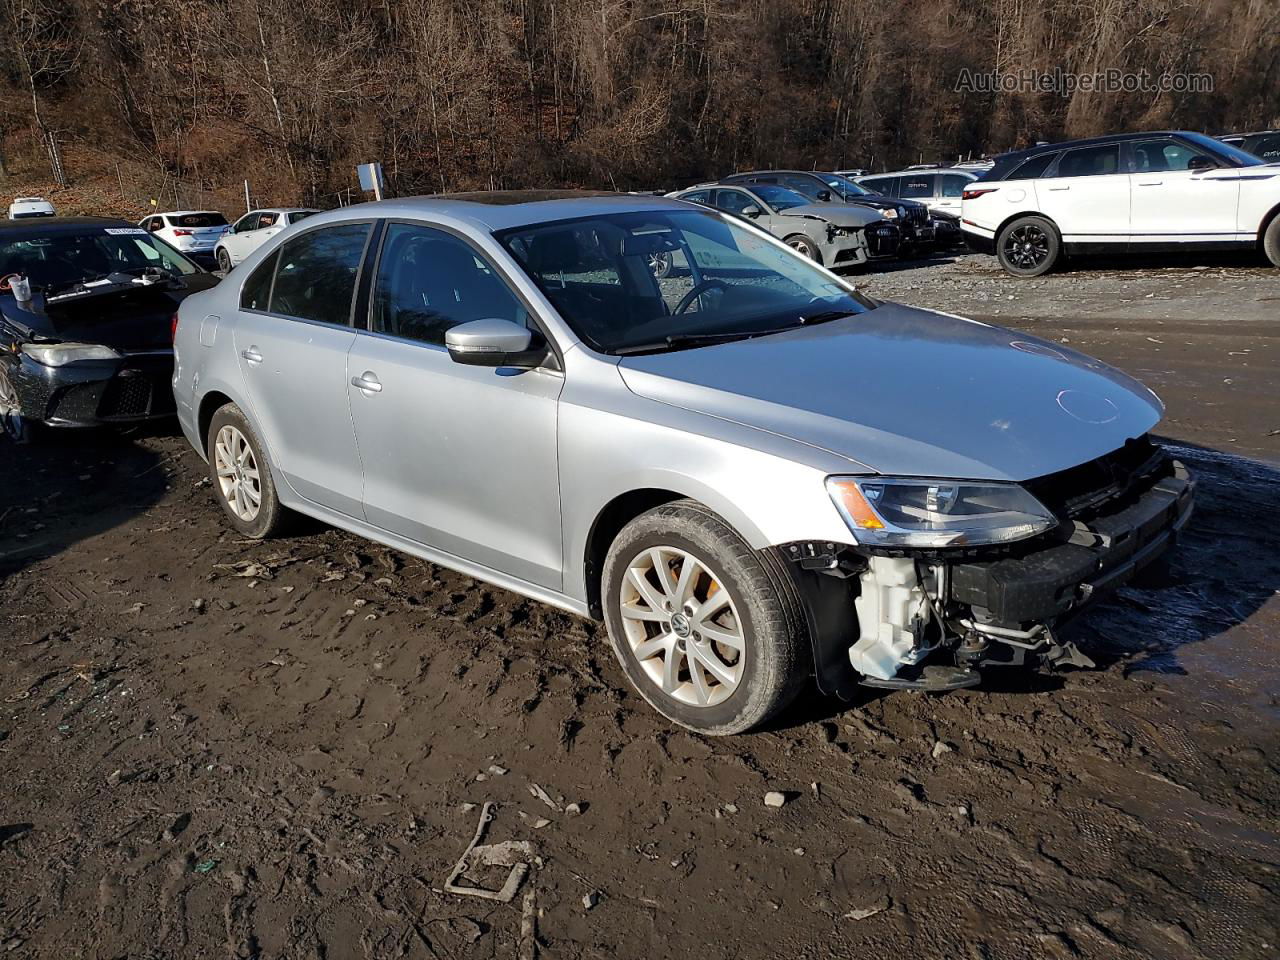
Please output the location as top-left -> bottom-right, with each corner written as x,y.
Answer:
154,209 -> 224,217
857,168 -> 979,178
990,130 -> 1200,165
0,215 -> 132,235
727,170 -> 833,179
282,191 -> 696,232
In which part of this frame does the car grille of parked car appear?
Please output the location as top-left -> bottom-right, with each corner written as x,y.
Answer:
1023,435 -> 1171,522
97,371 -> 175,419
867,224 -> 902,257
906,206 -> 928,225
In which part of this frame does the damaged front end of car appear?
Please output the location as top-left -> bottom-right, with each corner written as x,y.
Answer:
788,436 -> 1195,695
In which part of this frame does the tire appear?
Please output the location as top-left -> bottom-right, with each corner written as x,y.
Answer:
996,215 -> 1061,277
648,251 -> 672,279
206,403 -> 287,538
784,234 -> 822,264
602,499 -> 810,735
216,247 -> 232,273
1263,216 -> 1280,268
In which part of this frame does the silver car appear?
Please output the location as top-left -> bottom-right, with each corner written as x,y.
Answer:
668,182 -> 899,265
173,191 -> 1193,734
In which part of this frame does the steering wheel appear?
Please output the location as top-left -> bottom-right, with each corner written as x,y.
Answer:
674,278 -> 729,315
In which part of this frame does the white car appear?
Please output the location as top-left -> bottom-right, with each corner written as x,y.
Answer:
8,197 -> 55,219
961,130 -> 1280,276
214,207 -> 320,271
140,210 -> 230,266
854,168 -> 980,218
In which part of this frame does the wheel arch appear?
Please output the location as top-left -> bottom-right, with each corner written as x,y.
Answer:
994,210 -> 1062,243
1257,201 -> 1280,245
197,389 -> 237,453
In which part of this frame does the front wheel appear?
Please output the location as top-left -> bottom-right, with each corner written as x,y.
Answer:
602,500 -> 810,735
784,234 -> 822,263
1263,216 -> 1280,268
997,215 -> 1061,277
216,247 -> 232,273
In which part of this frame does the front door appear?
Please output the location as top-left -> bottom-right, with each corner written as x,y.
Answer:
1128,136 -> 1242,240
232,222 -> 372,517
346,222 -> 564,589
1033,143 -> 1131,242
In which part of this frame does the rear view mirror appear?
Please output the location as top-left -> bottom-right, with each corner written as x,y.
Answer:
445,318 -> 545,368
740,204 -> 762,218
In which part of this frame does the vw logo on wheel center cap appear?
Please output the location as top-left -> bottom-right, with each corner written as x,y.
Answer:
670,612 -> 692,638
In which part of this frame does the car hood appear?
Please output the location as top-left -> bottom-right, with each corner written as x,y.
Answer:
616,303 -> 1163,481
6,273 -> 219,351
780,204 -> 883,228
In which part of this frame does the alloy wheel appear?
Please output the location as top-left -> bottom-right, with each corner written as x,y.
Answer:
1003,224 -> 1050,269
786,236 -> 817,259
213,424 -> 262,521
617,546 -> 745,707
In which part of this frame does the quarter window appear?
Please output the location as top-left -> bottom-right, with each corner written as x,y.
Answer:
859,176 -> 898,196
1009,153 -> 1058,180
269,223 -> 371,325
679,190 -> 712,205
372,223 -> 526,346
241,250 -> 278,311
1056,145 -> 1121,178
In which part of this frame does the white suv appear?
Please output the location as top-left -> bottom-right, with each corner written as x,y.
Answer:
961,131 -> 1280,276
214,207 -> 320,271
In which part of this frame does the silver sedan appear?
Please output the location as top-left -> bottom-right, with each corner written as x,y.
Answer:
173,191 -> 1191,734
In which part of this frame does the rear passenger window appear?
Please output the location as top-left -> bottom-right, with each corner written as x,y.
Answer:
240,250 -> 278,311
1009,153 -> 1058,180
372,223 -> 526,346
941,174 -> 970,197
680,190 -> 712,205
269,223 -> 371,325
1056,145 -> 1121,178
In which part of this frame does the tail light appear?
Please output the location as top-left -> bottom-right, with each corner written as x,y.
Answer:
962,188 -> 999,200
172,228 -> 193,236
171,312 -> 180,342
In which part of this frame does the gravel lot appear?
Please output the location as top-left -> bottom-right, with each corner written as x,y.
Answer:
1,251 -> 1277,959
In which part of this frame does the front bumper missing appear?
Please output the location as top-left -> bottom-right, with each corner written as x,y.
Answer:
949,461 -> 1194,624
792,457 -> 1195,697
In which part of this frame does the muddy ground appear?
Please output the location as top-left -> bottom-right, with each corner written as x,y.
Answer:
1,251 -> 1277,959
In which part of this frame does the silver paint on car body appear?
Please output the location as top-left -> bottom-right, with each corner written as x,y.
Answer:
173,193 -> 1164,621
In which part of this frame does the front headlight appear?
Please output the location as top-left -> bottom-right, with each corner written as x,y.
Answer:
881,207 -> 899,219
826,476 -> 1057,548
21,342 -> 121,366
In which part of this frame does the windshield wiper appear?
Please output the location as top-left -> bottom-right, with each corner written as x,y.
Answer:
615,309 -> 855,356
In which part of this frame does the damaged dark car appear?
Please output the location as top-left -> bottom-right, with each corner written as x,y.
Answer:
0,217 -> 218,441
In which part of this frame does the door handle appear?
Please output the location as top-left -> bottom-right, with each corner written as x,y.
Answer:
1046,186 -> 1070,191
1138,181 -> 1163,186
351,372 -> 382,393
240,347 -> 263,364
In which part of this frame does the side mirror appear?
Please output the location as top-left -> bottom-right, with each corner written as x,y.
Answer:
1187,155 -> 1217,172
740,204 -> 762,218
445,318 -> 545,368
816,189 -> 832,202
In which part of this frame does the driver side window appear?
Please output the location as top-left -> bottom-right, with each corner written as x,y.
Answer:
712,190 -> 755,217
233,213 -> 259,234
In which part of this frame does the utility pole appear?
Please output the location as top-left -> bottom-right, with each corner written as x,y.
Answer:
244,179 -> 252,213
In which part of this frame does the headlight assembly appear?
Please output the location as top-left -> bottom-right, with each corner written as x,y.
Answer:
21,342 -> 121,366
826,476 -> 1057,548
881,207 -> 899,219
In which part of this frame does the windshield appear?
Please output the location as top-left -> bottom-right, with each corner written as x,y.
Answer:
498,209 -> 874,355
170,212 -> 227,228
1181,132 -> 1264,167
750,185 -> 810,211
823,173 -> 873,197
0,228 -> 199,291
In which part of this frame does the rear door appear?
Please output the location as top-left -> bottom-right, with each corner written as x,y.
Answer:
1034,143 -> 1131,243
231,222 -> 373,516
1128,136 -> 1242,240
936,173 -> 971,215
345,221 -> 564,589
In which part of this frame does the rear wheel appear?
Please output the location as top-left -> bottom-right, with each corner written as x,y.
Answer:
648,251 -> 672,279
206,403 -> 287,538
1263,216 -> 1280,268
602,500 -> 810,735
216,247 -> 232,273
997,215 -> 1061,277
784,234 -> 822,264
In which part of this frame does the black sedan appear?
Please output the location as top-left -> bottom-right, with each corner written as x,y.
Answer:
0,217 -> 218,441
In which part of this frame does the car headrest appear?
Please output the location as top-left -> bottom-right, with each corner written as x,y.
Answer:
525,231 -> 581,274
